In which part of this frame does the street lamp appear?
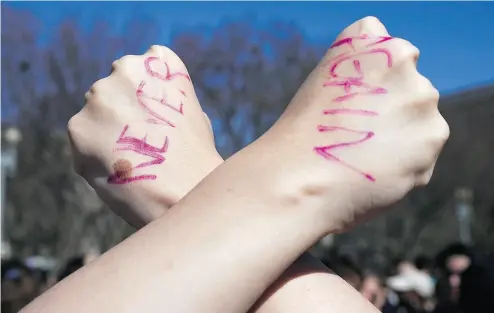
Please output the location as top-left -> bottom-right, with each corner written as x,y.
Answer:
454,187 -> 473,245
1,127 -> 22,258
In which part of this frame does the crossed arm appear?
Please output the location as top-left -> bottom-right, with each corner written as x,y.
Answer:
21,144 -> 378,313
21,16 -> 445,313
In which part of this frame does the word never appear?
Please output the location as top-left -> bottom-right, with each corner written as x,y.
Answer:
107,56 -> 190,184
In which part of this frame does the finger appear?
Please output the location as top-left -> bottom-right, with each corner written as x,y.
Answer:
414,114 -> 449,187
357,16 -> 389,37
339,16 -> 390,39
415,161 -> 437,187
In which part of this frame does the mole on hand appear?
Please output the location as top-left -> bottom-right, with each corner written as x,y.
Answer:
112,159 -> 133,180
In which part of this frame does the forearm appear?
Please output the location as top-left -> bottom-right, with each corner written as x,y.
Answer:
21,145 -> 330,313
128,154 -> 380,313
251,253 -> 380,313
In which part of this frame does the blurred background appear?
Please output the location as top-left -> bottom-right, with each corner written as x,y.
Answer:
1,2 -> 493,313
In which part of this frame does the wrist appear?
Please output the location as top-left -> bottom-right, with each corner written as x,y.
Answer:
149,147 -> 335,311
238,135 -> 345,236
140,151 -> 224,222
93,151 -> 224,228
202,140 -> 339,239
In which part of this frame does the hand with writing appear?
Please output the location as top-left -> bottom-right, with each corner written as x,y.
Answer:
68,45 -> 222,228
249,16 -> 449,232
26,16 -> 447,313
68,43 -> 382,313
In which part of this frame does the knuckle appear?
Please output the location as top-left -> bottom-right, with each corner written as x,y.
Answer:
149,44 -> 165,52
67,114 -> 81,143
426,83 -> 440,104
340,16 -> 388,41
395,38 -> 417,51
412,46 -> 420,63
435,115 -> 450,143
147,45 -> 184,64
359,16 -> 382,26
89,78 -> 107,95
418,81 -> 440,105
430,85 -> 440,103
148,44 -> 170,57
405,43 -> 420,63
392,38 -> 420,63
111,55 -> 137,73
358,16 -> 387,35
84,90 -> 94,104
413,76 -> 439,105
111,60 -> 122,73
415,170 -> 433,187
85,78 -> 109,105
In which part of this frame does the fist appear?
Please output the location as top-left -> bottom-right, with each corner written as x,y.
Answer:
261,17 -> 450,231
68,45 -> 222,228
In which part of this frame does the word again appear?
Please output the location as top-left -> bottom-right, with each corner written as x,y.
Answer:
314,34 -> 394,181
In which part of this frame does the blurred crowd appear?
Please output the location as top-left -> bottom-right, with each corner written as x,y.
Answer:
2,242 -> 493,313
322,243 -> 494,313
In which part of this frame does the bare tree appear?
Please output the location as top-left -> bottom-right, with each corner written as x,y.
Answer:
1,7 -> 157,259
4,6 -> 492,267
2,11 -> 322,259
171,19 -> 322,156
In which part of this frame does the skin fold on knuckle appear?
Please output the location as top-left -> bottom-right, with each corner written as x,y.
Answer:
433,114 -> 451,146
67,115 -> 80,144
358,16 -> 387,35
389,38 -> 420,71
87,78 -> 109,103
111,55 -> 135,73
408,76 -> 439,110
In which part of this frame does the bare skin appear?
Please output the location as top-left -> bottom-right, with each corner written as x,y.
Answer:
22,17 -> 449,313
67,17 -> 381,313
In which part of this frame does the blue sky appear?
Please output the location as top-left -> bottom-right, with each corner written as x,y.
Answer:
4,1 -> 494,94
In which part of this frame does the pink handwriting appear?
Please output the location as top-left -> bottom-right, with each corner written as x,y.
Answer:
324,48 -> 392,102
314,34 -> 394,181
144,56 -> 191,82
108,56 -> 190,184
330,34 -> 393,50
107,125 -> 168,184
314,125 -> 375,181
136,81 -> 184,127
323,108 -> 378,116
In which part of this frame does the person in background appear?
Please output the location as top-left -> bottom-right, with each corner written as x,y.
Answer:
24,255 -> 57,294
459,254 -> 494,313
390,258 -> 416,276
435,243 -> 473,304
412,255 -> 435,311
1,259 -> 39,313
387,266 -> 435,313
360,272 -> 387,310
432,275 -> 460,313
